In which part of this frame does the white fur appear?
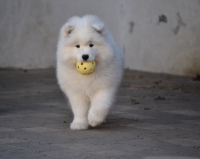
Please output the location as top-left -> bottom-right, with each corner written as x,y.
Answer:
56,15 -> 124,130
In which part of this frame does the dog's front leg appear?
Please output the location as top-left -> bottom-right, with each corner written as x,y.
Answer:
68,93 -> 89,130
88,88 -> 116,127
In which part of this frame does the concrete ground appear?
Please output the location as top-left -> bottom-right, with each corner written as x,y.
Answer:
0,69 -> 200,159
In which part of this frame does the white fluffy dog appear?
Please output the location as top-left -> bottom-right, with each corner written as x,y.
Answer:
56,15 -> 124,130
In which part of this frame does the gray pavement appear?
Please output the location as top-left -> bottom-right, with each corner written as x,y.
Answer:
0,69 -> 200,159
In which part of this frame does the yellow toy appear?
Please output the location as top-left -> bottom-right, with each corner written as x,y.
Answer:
76,61 -> 96,75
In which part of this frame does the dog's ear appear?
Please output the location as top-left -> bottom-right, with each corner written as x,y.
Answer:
63,24 -> 74,37
92,23 -> 105,35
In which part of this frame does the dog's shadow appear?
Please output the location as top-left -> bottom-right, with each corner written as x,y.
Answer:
88,115 -> 139,131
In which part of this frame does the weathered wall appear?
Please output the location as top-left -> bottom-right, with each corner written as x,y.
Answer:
0,0 -> 200,76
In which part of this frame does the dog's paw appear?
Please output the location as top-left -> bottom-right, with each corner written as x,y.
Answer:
70,121 -> 89,130
88,110 -> 105,127
89,120 -> 103,127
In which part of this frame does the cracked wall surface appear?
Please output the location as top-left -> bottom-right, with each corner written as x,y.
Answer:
0,0 -> 200,76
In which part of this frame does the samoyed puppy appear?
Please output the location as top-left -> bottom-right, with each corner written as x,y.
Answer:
56,15 -> 124,130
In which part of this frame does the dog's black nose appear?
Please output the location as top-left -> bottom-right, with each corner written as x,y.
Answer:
82,54 -> 89,61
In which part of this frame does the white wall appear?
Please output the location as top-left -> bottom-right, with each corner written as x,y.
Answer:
0,0 -> 200,76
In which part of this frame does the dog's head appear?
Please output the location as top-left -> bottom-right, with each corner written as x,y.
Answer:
57,15 -> 113,65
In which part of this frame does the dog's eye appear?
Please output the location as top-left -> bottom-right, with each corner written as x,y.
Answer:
89,44 -> 94,47
76,45 -> 80,48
